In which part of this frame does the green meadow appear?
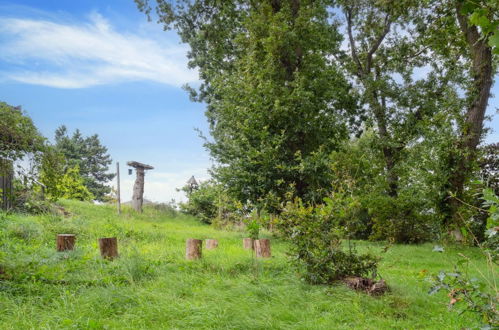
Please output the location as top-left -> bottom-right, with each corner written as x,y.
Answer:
0,200 -> 491,329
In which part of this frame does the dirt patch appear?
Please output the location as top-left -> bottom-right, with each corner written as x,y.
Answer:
343,277 -> 388,295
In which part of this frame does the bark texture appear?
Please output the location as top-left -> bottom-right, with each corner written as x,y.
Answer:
254,239 -> 271,258
243,238 -> 254,250
186,239 -> 202,260
56,234 -> 76,251
132,167 -> 145,212
99,237 -> 119,260
447,2 -> 495,226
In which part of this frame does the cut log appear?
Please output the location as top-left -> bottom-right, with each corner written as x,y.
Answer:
99,237 -> 118,260
205,239 -> 218,250
243,238 -> 254,250
254,239 -> 271,258
186,239 -> 202,260
56,234 -> 76,251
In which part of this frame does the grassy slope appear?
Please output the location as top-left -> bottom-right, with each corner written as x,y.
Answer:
0,200 -> 492,329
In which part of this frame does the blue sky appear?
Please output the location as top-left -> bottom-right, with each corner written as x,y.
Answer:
0,0 -> 211,202
0,0 -> 497,202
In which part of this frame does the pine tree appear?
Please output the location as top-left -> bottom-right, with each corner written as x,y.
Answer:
54,126 -> 115,201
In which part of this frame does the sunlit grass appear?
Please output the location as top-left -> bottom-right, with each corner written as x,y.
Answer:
0,200 -> 490,329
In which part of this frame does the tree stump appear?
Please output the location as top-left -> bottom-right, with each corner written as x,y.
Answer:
186,239 -> 202,260
99,237 -> 118,260
56,234 -> 76,251
243,238 -> 254,250
254,239 -> 271,258
205,239 -> 218,250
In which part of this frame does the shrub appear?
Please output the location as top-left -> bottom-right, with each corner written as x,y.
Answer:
429,187 -> 498,329
367,194 -> 437,243
277,194 -> 378,284
179,180 -> 241,225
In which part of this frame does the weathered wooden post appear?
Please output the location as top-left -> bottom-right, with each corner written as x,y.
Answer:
56,234 -> 76,251
116,162 -> 121,215
127,161 -> 154,212
0,159 -> 13,211
254,239 -> 271,258
243,238 -> 254,250
99,237 -> 119,260
205,239 -> 218,250
186,239 -> 202,260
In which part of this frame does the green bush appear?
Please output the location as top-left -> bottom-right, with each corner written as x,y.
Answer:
179,180 -> 241,225
367,194 -> 437,243
277,194 -> 378,284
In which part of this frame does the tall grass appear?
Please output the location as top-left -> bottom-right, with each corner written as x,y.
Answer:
0,200 -> 491,329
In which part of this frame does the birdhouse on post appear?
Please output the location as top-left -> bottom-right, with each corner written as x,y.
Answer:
127,161 -> 153,212
186,175 -> 199,194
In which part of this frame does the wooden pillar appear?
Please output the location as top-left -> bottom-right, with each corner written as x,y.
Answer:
56,234 -> 76,251
186,239 -> 202,260
99,237 -> 118,260
116,162 -> 121,215
243,238 -> 254,250
0,159 -> 13,210
132,167 -> 145,212
205,239 -> 218,250
254,239 -> 271,258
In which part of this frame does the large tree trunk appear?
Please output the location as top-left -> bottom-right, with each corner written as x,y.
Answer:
446,2 -> 494,227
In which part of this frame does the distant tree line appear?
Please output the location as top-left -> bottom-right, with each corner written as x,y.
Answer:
0,102 -> 114,210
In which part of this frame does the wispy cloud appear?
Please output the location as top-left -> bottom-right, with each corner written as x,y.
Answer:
0,12 -> 198,88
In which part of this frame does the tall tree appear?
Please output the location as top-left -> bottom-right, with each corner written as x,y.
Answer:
425,0 -> 498,226
54,126 -> 115,201
0,102 -> 44,163
338,0 -> 462,199
136,0 -> 358,209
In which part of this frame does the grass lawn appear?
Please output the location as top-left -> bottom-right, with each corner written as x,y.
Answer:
0,200 -> 492,329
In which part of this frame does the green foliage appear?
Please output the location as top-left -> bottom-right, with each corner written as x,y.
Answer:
277,195 -> 378,284
54,126 -> 114,201
482,188 -> 499,263
460,0 -> 499,53
38,145 -> 66,201
430,261 -> 498,328
368,194 -> 438,244
0,102 -> 44,162
246,219 -> 260,240
57,166 -> 94,202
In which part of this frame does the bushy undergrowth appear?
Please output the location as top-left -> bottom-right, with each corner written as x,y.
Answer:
277,195 -> 378,284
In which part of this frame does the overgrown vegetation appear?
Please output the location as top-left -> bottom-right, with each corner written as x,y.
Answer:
0,200 -> 494,329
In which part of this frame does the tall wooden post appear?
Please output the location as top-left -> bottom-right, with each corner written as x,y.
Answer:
116,162 -> 121,215
0,159 -> 13,211
127,161 -> 153,213
132,166 -> 145,212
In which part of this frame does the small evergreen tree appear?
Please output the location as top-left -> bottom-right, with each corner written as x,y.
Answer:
54,126 -> 114,201
58,165 -> 94,201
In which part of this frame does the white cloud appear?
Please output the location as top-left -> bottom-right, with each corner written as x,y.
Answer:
0,13 -> 198,88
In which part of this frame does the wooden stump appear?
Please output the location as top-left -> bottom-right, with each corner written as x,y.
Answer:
186,239 -> 202,260
99,237 -> 118,260
205,239 -> 218,250
254,239 -> 271,258
243,238 -> 254,250
56,234 -> 76,251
